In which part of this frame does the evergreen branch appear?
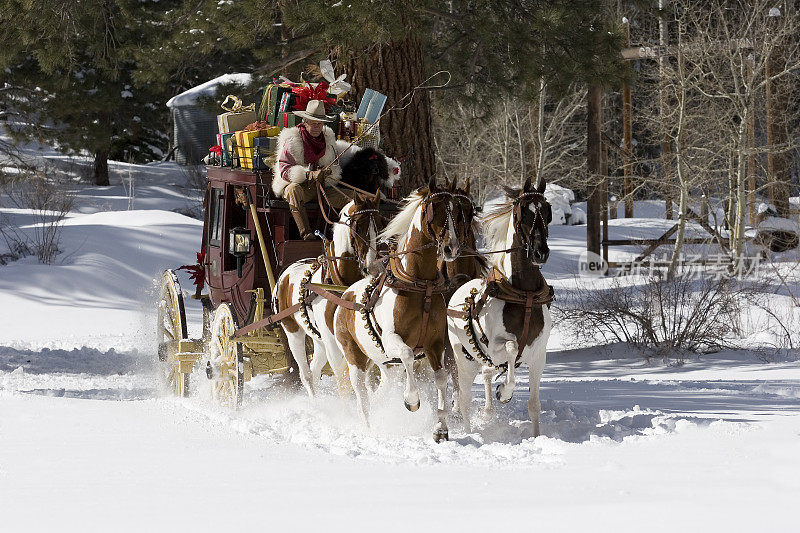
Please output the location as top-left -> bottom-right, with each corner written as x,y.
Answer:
254,47 -> 320,77
417,6 -> 462,22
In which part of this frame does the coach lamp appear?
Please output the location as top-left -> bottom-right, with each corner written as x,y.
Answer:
228,226 -> 251,277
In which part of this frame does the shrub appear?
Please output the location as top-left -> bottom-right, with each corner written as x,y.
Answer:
555,274 -> 755,358
6,167 -> 75,264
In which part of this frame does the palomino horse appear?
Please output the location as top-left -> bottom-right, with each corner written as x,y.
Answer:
334,179 -> 471,442
274,192 -> 384,398
447,178 -> 554,436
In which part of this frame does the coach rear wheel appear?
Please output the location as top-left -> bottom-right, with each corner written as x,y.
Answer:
156,270 -> 190,397
206,303 -> 244,407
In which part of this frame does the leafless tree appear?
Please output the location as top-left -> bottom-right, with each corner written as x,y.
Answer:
433,83 -> 586,201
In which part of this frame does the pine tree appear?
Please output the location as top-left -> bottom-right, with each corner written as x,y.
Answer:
0,1 -> 169,184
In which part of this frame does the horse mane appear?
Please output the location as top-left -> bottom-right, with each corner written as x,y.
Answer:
333,200 -> 356,254
379,188 -> 426,249
481,190 -> 516,271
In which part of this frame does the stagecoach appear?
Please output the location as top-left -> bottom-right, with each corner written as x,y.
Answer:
156,164 -> 397,406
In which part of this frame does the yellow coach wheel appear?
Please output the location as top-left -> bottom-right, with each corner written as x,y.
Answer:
205,303 -> 244,407
157,270 -> 190,397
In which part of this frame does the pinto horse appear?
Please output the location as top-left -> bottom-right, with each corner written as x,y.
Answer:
274,192 -> 384,398
334,179 -> 470,442
447,178 -> 554,436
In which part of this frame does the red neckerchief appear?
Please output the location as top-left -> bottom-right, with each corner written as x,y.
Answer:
299,123 -> 326,165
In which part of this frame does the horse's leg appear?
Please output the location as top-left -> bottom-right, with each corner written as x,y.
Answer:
285,329 -> 315,398
454,350 -> 477,433
528,346 -> 547,437
322,337 -> 351,396
384,333 -> 419,412
434,365 -> 450,442
444,340 -> 461,413
320,301 -> 351,396
481,366 -> 495,417
496,339 -> 518,404
369,361 -> 390,398
309,337 -> 327,387
346,364 -> 369,426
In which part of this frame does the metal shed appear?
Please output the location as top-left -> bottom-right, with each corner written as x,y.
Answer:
166,73 -> 252,166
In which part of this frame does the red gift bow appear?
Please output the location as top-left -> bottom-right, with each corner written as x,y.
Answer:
291,81 -> 335,112
209,145 -> 222,154
177,247 -> 206,291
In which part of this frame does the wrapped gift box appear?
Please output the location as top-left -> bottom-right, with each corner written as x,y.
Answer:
216,132 -> 235,166
265,85 -> 294,126
234,129 -> 268,169
280,112 -> 302,129
218,109 -> 256,135
253,137 -> 280,170
355,119 -> 380,150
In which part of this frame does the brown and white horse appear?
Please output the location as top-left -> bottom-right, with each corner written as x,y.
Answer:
274,193 -> 384,398
447,178 -> 553,436
438,179 -> 488,410
334,180 -> 470,442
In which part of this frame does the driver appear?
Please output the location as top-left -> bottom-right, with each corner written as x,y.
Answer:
272,99 -> 352,240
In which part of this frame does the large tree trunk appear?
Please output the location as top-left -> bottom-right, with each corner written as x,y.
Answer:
342,37 -> 435,193
93,149 -> 110,186
586,85 -> 603,257
765,35 -> 791,218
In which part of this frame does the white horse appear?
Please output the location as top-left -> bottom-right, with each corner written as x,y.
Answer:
273,193 -> 383,398
447,178 -> 554,436
334,180 -> 470,442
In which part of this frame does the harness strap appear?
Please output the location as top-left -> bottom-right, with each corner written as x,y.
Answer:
517,291 -> 535,362
323,241 -> 347,286
233,302 -> 302,338
413,282 -> 435,355
446,307 -> 465,319
304,282 -> 363,311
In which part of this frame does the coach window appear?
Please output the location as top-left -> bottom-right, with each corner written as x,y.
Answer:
208,188 -> 223,247
224,185 -> 248,271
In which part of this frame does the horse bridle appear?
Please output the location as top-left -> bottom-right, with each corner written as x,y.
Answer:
513,192 -> 550,261
421,191 -> 475,256
344,207 -> 385,271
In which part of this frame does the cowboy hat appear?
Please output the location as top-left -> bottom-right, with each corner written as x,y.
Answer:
293,100 -> 334,122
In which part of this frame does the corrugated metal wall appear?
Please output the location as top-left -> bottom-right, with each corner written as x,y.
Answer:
172,106 -> 218,165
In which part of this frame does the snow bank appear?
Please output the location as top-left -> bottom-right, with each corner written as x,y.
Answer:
166,73 -> 253,108
758,216 -> 800,234
545,183 -> 575,225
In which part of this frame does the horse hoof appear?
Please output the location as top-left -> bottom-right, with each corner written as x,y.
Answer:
404,399 -> 420,412
495,384 -> 512,404
433,429 -> 449,443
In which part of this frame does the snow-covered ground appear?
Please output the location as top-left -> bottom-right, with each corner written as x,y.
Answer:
1,145 -> 799,531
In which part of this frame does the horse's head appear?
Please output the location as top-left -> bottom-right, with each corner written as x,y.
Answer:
509,177 -> 551,265
340,191 -> 385,275
341,147 -> 389,193
440,177 -> 485,281
420,177 -> 474,262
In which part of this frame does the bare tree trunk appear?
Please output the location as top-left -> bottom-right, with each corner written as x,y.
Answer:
659,0 -> 673,220
733,119 -> 749,265
765,25 -> 791,217
623,19 -> 634,218
747,60 -> 757,226
344,37 -> 435,193
93,149 -> 110,186
587,85 -> 603,256
668,41 -> 688,280
536,77 -> 547,182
